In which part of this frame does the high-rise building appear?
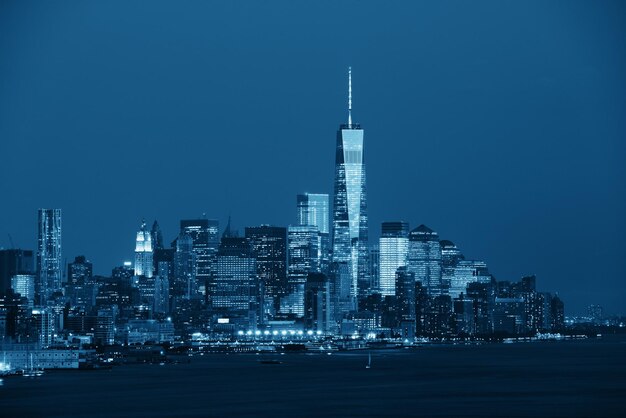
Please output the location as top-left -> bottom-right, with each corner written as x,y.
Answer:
379,222 -> 409,296
67,256 -> 93,285
134,220 -> 154,278
368,244 -> 380,292
453,295 -> 475,335
37,208 -> 62,304
151,220 -> 164,251
440,240 -> 464,293
550,294 -> 565,331
297,193 -> 330,234
181,219 -> 219,296
0,249 -> 34,295
407,224 -> 442,296
466,281 -> 495,334
11,274 -> 35,307
395,266 -> 416,323
153,275 -> 170,314
173,232 -> 197,299
285,225 -> 322,317
329,261 -> 355,325
213,237 -> 259,330
449,260 -> 491,299
332,67 -> 369,300
153,248 -> 174,284
297,193 -> 330,272
304,272 -> 331,333
245,226 -> 287,319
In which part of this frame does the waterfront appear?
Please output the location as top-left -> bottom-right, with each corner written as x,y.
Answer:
1,337 -> 625,417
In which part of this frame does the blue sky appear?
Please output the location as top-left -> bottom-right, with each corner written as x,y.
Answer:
1,1 -> 624,314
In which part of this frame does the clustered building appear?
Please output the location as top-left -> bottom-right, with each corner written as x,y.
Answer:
0,69 -> 565,350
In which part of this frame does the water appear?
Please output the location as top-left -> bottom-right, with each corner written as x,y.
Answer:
1,337 -> 625,417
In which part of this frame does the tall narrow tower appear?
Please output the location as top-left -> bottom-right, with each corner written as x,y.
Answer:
37,208 -> 62,304
134,219 -> 154,278
331,67 -> 369,300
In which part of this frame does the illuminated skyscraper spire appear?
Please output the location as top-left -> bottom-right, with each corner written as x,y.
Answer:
348,67 -> 352,127
134,219 -> 154,277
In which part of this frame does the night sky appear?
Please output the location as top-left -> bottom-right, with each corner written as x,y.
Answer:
1,1 -> 624,315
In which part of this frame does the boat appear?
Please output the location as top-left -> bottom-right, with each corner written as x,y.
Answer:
365,352 -> 372,369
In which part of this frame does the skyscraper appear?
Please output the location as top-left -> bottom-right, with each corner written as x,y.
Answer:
395,266 -> 416,323
378,221 -> 409,296
297,193 -> 330,272
0,249 -> 34,295
331,67 -> 369,300
67,255 -> 93,285
245,226 -> 287,319
449,260 -> 491,299
285,225 -> 322,317
297,193 -> 330,234
181,219 -> 219,296
407,224 -> 442,296
134,220 -> 154,278
304,272 -> 331,333
37,208 -> 62,304
440,240 -> 465,294
151,220 -> 164,251
173,232 -> 197,299
11,274 -> 35,307
213,236 -> 259,330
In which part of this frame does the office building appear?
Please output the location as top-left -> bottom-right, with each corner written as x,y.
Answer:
173,232 -> 197,299
449,260 -> 491,299
378,221 -> 409,296
395,266 -> 416,323
331,67 -> 369,300
297,193 -> 330,271
441,240 -> 464,293
67,255 -> 93,285
245,225 -> 287,318
37,208 -> 62,303
0,249 -> 34,295
407,224 -> 442,296
304,272 -> 331,333
213,236 -> 259,330
180,219 -> 218,296
285,225 -> 322,317
11,274 -> 35,307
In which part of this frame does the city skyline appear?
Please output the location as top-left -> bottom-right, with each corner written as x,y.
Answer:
1,1 -> 624,317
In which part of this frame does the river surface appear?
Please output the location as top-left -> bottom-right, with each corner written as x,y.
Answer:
1,336 -> 625,417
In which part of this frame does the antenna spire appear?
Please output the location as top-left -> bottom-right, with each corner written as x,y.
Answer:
348,67 -> 352,127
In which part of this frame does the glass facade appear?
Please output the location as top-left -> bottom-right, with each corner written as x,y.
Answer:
286,225 -> 322,317
0,249 -> 34,294
37,208 -> 62,303
213,237 -> 259,329
297,193 -> 329,234
297,193 -> 330,273
67,255 -> 93,285
11,274 -> 35,306
441,240 -> 465,295
449,260 -> 491,299
245,225 -> 287,318
180,219 -> 218,295
332,126 -> 369,299
407,224 -> 442,296
378,221 -> 409,296
174,232 -> 197,298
